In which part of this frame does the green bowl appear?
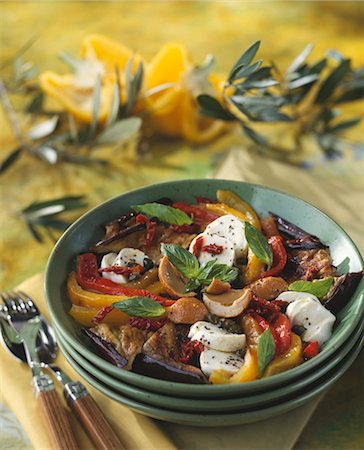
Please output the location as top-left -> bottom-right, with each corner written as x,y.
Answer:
57,330 -> 363,426
45,179 -> 364,398
55,319 -> 363,413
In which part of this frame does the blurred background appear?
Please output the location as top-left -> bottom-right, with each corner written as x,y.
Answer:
0,2 -> 363,449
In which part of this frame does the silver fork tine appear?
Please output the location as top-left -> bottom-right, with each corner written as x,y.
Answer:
18,291 -> 39,314
12,291 -> 27,312
1,292 -> 16,313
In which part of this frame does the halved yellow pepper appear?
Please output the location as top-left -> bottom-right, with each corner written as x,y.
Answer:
263,333 -> 303,377
67,272 -> 128,309
39,34 -> 144,123
216,190 -> 261,229
69,304 -> 129,327
145,43 -> 228,144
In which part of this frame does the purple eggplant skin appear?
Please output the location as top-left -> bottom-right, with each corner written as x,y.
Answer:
96,222 -> 146,246
270,213 -> 325,250
132,353 -> 208,384
323,271 -> 363,314
83,328 -> 128,368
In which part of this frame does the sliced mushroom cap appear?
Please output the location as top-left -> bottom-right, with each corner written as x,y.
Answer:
206,278 -> 231,295
203,288 -> 252,318
168,297 -> 208,324
158,256 -> 196,299
247,276 -> 288,300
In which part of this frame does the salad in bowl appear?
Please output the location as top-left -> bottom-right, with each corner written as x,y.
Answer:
66,189 -> 363,385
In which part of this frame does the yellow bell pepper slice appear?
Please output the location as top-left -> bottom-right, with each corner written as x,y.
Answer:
67,272 -> 128,309
263,333 -> 303,377
229,348 -> 259,383
216,190 -> 261,229
69,304 -> 129,327
209,347 -> 259,384
244,249 -> 266,284
204,202 -> 251,224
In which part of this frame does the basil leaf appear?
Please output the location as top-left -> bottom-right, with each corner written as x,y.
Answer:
112,297 -> 165,317
244,222 -> 273,267
132,203 -> 192,225
288,277 -> 334,299
257,328 -> 276,376
185,278 -> 201,293
198,260 -> 239,284
161,243 -> 199,279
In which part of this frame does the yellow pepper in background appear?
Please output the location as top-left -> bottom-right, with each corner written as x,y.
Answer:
263,333 -> 303,377
216,190 -> 261,229
39,34 -> 144,123
144,42 -> 228,144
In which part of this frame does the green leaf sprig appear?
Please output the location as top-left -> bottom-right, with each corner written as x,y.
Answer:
257,328 -> 276,376
197,41 -> 364,163
112,297 -> 165,317
288,277 -> 334,299
244,222 -> 273,267
132,203 -> 192,225
161,243 -> 238,292
20,195 -> 87,242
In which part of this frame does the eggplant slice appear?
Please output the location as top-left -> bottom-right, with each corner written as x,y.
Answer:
323,271 -> 363,313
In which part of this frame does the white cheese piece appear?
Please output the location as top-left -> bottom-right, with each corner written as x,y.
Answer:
188,321 -> 246,352
204,214 -> 247,259
276,291 -> 321,304
200,349 -> 243,377
286,298 -> 336,346
100,248 -> 148,284
189,233 -> 235,267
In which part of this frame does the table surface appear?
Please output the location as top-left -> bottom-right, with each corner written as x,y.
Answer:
1,2 -> 363,449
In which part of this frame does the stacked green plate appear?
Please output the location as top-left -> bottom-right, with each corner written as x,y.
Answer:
45,180 -> 364,426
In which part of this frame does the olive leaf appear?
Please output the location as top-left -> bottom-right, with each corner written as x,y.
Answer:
228,41 -> 261,83
0,147 -> 23,175
89,73 -> 102,137
97,117 -> 142,145
315,59 -> 351,103
28,116 -> 59,140
197,94 -> 235,121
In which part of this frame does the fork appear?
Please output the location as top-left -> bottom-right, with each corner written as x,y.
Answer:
1,291 -> 79,450
1,291 -> 124,450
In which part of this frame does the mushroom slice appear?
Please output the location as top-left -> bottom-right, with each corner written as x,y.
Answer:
206,278 -> 231,295
203,288 -> 252,318
158,256 -> 196,299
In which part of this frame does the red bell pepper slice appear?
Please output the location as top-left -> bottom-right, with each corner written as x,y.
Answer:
145,221 -> 157,247
77,253 -> 175,306
303,341 -> 319,359
271,313 -> 291,355
135,214 -> 149,224
91,305 -> 114,325
263,235 -> 287,277
192,235 -> 204,258
172,202 -> 219,226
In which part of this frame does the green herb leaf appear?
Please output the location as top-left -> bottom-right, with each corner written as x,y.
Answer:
257,328 -> 276,376
197,94 -> 235,121
133,203 -> 192,225
242,125 -> 267,145
112,297 -> 165,317
288,277 -> 334,299
197,260 -> 239,284
244,222 -> 273,266
89,73 -> 101,137
161,243 -> 199,279
286,44 -> 313,74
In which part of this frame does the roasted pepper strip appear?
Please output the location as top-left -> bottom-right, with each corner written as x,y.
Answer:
303,341 -> 319,359
204,202 -> 251,224
69,304 -> 129,327
262,236 -> 287,278
244,249 -> 266,283
172,202 -> 219,226
77,253 -> 175,306
216,190 -> 261,229
262,333 -> 303,377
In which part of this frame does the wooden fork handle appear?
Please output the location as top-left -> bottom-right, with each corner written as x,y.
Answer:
65,381 -> 124,450
33,375 -> 79,450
